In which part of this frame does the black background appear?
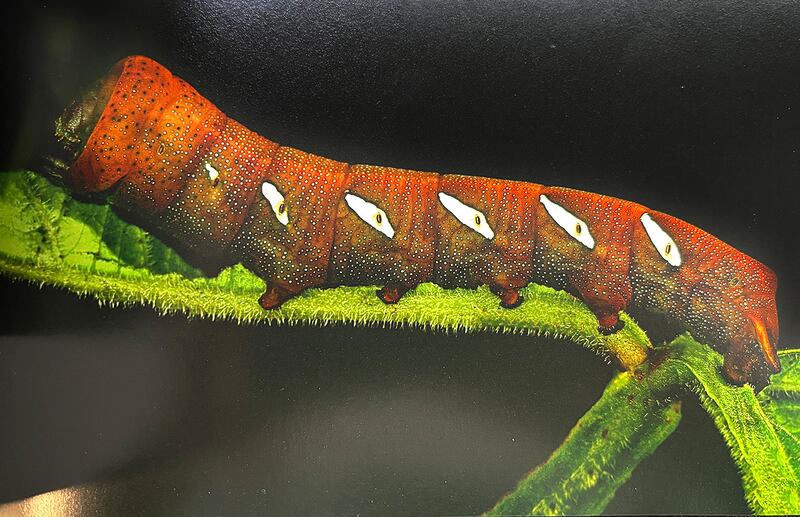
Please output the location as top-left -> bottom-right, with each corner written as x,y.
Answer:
2,1 -> 799,514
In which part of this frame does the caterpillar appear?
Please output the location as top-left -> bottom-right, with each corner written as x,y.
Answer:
51,55 -> 780,387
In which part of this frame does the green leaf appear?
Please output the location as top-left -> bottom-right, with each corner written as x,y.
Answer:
760,350 -> 800,441
0,170 -> 649,368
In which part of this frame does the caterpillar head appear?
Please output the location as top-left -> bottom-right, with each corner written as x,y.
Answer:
632,211 -> 780,388
50,59 -> 126,192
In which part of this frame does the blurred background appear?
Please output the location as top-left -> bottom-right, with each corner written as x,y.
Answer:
2,0 -> 799,514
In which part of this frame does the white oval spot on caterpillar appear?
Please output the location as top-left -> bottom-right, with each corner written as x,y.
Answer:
261,181 -> 289,226
204,162 -> 220,182
640,213 -> 681,267
539,194 -> 595,249
344,192 -> 395,239
438,192 -> 495,239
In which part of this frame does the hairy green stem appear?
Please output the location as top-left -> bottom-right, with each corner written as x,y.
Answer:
488,337 -> 800,515
668,340 -> 800,514
486,350 -> 684,515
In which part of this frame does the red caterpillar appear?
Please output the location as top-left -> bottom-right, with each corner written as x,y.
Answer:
54,56 -> 780,386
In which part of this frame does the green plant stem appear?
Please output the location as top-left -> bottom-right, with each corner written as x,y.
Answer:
668,339 -> 800,514
486,351 -> 683,516
488,337 -> 800,516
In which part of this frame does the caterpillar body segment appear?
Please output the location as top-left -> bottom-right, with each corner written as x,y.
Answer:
55,56 -> 780,386
331,165 -> 439,303
436,176 -> 541,309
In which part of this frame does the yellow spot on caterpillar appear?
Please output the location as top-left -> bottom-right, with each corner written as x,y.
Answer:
204,163 -> 220,183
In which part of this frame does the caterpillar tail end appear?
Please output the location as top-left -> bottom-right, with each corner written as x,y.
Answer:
722,312 -> 780,390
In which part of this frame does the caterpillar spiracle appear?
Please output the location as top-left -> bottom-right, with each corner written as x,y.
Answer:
50,56 -> 781,387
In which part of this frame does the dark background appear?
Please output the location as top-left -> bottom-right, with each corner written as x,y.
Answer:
2,0 -> 799,514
